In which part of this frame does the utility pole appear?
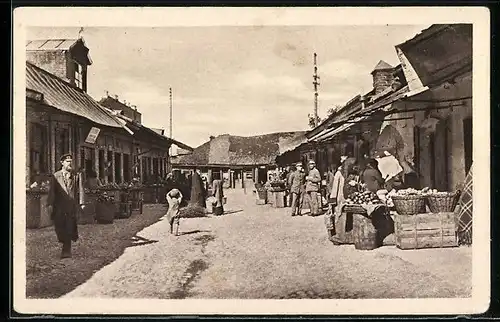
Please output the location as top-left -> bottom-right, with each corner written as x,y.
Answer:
313,53 -> 320,127
169,87 -> 173,139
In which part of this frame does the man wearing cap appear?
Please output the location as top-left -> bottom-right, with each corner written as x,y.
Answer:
47,153 -> 85,259
305,160 -> 322,216
289,162 -> 306,216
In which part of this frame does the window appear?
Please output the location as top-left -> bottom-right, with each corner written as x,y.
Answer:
55,127 -> 69,170
98,150 -> 106,181
30,123 -> 48,178
123,154 -> 130,182
73,61 -> 83,89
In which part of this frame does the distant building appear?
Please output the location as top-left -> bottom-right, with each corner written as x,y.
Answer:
172,132 -> 307,188
99,94 -> 142,124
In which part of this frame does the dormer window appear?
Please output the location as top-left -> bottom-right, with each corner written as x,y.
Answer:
73,61 -> 83,89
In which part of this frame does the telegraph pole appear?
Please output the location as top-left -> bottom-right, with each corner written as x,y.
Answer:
313,53 -> 320,127
169,87 -> 173,139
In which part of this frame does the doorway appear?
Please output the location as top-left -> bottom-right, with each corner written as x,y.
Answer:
429,119 -> 449,191
463,117 -> 472,174
114,152 -> 122,183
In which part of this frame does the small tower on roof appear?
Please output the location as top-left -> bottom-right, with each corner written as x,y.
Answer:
371,60 -> 395,94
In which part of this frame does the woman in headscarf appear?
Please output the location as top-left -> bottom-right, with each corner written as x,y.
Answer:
189,169 -> 206,208
212,179 -> 224,216
361,158 -> 384,193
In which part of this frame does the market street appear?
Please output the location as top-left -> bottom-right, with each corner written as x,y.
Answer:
63,189 -> 472,299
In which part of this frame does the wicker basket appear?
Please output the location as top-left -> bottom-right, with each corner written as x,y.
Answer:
427,191 -> 460,213
391,195 -> 426,215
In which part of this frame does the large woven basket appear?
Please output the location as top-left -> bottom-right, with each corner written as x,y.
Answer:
427,191 -> 460,213
391,195 -> 426,215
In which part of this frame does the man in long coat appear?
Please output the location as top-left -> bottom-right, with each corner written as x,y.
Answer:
47,153 -> 84,259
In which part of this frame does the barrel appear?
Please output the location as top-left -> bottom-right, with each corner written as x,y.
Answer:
95,201 -> 115,224
353,214 -> 379,250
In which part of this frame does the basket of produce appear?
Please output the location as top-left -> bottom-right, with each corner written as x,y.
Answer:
387,188 -> 426,215
426,190 -> 461,213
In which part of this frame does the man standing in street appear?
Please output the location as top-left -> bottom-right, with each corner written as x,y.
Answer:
47,153 -> 85,259
305,160 -> 322,216
289,163 -> 305,216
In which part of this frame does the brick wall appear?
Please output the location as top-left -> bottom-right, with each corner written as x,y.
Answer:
26,51 -> 70,82
372,70 -> 395,94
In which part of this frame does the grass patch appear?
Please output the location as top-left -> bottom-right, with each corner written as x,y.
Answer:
25,204 -> 166,298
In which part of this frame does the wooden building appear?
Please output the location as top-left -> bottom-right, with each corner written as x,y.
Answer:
171,132 -> 307,188
26,37 -> 193,186
283,24 -> 472,192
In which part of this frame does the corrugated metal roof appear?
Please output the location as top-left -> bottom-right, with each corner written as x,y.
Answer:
26,62 -> 123,128
26,39 -> 78,51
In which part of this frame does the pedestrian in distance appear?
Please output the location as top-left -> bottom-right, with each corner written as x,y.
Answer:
212,179 -> 225,216
166,188 -> 183,236
47,153 -> 85,259
305,160 -> 322,216
289,163 -> 306,216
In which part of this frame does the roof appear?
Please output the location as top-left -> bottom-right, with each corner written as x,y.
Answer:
99,96 -> 142,115
26,38 -> 93,65
106,109 -> 193,151
371,60 -> 393,73
26,39 -> 79,51
395,24 -> 472,86
172,131 -> 307,167
26,61 -> 123,128
151,128 -> 165,136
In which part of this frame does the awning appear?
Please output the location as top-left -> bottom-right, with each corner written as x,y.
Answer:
26,62 -> 123,128
311,115 -> 368,142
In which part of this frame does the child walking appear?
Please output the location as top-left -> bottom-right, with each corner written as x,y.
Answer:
166,188 -> 183,236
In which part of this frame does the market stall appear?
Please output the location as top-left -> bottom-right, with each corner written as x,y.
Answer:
327,152 -> 462,251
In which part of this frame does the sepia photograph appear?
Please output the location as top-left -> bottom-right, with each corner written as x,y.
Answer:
13,7 -> 490,315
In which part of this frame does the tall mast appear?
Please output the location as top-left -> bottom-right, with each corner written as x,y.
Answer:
169,87 -> 173,139
313,53 -> 320,127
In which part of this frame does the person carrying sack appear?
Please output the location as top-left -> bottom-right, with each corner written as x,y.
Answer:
166,188 -> 183,236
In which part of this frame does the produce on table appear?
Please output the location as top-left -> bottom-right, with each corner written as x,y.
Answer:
345,191 -> 381,205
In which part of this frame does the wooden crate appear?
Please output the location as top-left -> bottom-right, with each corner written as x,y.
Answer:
395,212 -> 458,250
270,190 -> 286,208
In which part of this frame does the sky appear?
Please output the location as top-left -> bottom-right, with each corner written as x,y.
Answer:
27,25 -> 428,148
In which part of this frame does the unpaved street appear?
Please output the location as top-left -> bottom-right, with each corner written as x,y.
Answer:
64,189 -> 472,299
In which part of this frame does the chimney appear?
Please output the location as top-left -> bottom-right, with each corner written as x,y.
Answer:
114,95 -> 119,100
209,135 -> 215,141
371,60 -> 394,95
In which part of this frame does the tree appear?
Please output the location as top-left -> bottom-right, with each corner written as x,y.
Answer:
308,113 -> 322,129
326,104 -> 344,117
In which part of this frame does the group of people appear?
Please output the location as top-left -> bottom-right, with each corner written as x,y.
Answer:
46,153 -> 227,258
286,159 -> 323,217
164,169 -> 225,236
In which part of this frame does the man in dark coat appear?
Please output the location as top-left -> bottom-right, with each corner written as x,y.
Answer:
189,169 -> 206,208
47,153 -> 85,259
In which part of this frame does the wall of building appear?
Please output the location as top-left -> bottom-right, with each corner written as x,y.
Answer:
27,51 -> 70,82
375,71 -> 472,191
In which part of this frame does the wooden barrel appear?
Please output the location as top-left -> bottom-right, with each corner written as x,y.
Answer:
353,214 -> 379,250
95,201 -> 115,224
26,191 -> 41,229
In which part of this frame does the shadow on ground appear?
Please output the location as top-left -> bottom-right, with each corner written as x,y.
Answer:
129,235 -> 159,247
